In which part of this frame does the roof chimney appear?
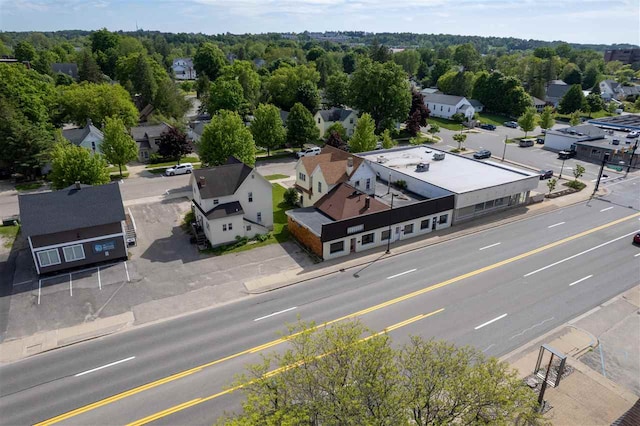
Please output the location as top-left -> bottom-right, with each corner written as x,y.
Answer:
75,181 -> 81,190
364,196 -> 370,210
199,176 -> 206,187
346,157 -> 354,176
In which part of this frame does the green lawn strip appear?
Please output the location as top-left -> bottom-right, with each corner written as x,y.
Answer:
427,117 -> 464,131
145,156 -> 200,169
256,148 -> 292,156
110,172 -> 130,180
256,151 -> 295,162
563,181 -> 586,191
15,182 -> 43,191
0,224 -> 20,249
204,183 -> 291,255
477,112 -> 510,126
264,174 -> 290,181
106,165 -> 128,173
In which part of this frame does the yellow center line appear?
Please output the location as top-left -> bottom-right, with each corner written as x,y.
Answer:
126,309 -> 443,426
35,211 -> 640,426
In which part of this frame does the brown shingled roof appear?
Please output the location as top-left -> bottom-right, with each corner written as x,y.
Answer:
300,145 -> 364,177
315,182 -> 388,221
317,161 -> 349,185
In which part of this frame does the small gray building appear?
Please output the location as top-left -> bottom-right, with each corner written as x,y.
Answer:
19,183 -> 128,275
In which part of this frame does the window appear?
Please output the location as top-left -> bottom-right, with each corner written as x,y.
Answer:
257,212 -> 262,223
381,230 -> 391,240
440,105 -> 443,111
318,118 -> 321,123
37,249 -> 61,267
485,200 -> 495,209
365,178 -> 371,190
298,172 -> 306,181
91,141 -> 96,151
228,223 -> 233,230
404,224 -> 414,234
347,224 -> 364,234
362,233 -> 374,245
495,197 -> 506,206
329,241 -> 344,254
475,203 -> 485,212
213,199 -> 219,205
350,118 -> 354,124
439,214 -> 448,224
246,225 -> 251,231
448,107 -> 451,112
248,192 -> 253,202
63,244 -> 85,262
420,219 -> 430,230
317,182 -> 322,193
355,180 -> 360,187
223,224 -> 227,231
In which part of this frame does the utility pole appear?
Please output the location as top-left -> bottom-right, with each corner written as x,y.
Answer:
385,193 -> 395,254
626,140 -> 638,175
593,152 -> 610,195
501,135 -> 508,162
558,158 -> 566,179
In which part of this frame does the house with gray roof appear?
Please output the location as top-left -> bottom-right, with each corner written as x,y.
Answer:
62,119 -> 104,154
190,158 -> 273,247
314,107 -> 358,137
130,122 -> 173,162
51,63 -> 78,80
423,93 -> 475,120
545,81 -> 571,107
172,58 -> 196,80
19,183 -> 127,275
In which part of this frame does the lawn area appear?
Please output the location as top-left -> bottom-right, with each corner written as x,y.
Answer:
15,182 -> 42,191
107,165 -> 128,173
427,117 -> 465,131
206,183 -> 291,255
256,148 -> 292,156
110,172 -> 130,180
265,174 -> 290,181
477,112 -> 510,126
145,156 -> 200,169
556,110 -> 616,121
0,224 -> 20,249
256,151 -> 295,162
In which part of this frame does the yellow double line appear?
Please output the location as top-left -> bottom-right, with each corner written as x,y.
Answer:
36,211 -> 640,426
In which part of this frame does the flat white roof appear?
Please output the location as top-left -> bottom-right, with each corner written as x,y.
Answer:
360,146 -> 537,194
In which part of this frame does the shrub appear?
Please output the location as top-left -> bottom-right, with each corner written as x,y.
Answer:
182,210 -> 195,232
148,153 -> 165,164
256,233 -> 270,242
394,180 -> 407,190
283,187 -> 300,206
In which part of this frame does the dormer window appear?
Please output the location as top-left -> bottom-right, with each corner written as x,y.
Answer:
213,199 -> 219,205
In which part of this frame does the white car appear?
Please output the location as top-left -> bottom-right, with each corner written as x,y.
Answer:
627,131 -> 639,139
296,147 -> 322,158
165,163 -> 193,176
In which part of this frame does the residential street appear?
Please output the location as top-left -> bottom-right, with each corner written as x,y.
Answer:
1,197 -> 638,425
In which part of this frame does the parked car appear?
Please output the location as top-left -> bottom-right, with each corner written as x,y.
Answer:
634,233 -> 640,245
519,139 -> 534,147
296,147 -> 322,158
503,121 -> 518,128
627,131 -> 639,138
165,163 -> 193,176
612,139 -> 620,145
473,149 -> 492,159
539,170 -> 553,180
558,150 -> 576,160
479,123 -> 496,131
536,138 -> 545,144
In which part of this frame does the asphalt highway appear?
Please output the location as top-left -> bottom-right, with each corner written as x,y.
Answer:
1,198 -> 639,425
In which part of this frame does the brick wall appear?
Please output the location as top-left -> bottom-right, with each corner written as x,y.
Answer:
287,216 -> 323,257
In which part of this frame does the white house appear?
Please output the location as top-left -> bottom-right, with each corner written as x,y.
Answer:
422,93 -> 475,120
599,79 -> 640,101
172,58 -> 196,80
294,146 -> 376,207
62,119 -> 104,154
191,158 -> 273,247
314,108 -> 358,137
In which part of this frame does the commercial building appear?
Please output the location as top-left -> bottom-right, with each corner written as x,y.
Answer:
543,125 -> 607,152
604,48 -> 640,65
588,115 -> 640,132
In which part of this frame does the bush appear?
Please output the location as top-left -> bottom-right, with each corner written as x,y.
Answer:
182,210 -> 195,232
256,233 -> 270,242
394,180 -> 407,190
180,81 -> 194,92
283,187 -> 299,206
148,153 -> 165,164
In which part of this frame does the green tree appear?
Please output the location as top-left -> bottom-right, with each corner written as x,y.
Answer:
615,65 -> 635,85
392,49 -> 421,76
193,42 -> 227,80
342,52 -> 358,74
539,106 -> 556,132
208,78 -> 246,114
325,72 -> 350,107
380,128 -> 396,149
585,93 -> 604,117
547,178 -> 557,195
157,127 -> 193,162
582,61 -> 602,90
100,116 -> 138,178
14,40 -> 37,63
517,107 -> 538,138
78,49 -> 103,83
265,64 -> 320,111
569,111 -> 581,126
220,60 -> 261,109
286,102 -> 319,150
59,83 -> 138,128
349,113 -> 377,153
250,103 -> 286,157
315,53 -> 340,88
453,43 -> 481,71
324,122 -> 348,141
306,46 -> 326,62
49,142 -> 110,189
116,53 -> 159,107
222,320 -> 540,426
573,164 -> 585,181
427,123 -> 441,138
198,110 -> 256,166
90,28 -> 120,78
283,187 -> 300,207
295,80 -> 320,112
349,59 -> 411,131
452,133 -> 467,150
0,62 -> 58,124
558,84 -> 585,114
437,70 -> 475,97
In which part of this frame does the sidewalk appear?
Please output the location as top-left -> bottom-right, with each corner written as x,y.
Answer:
502,286 -> 640,425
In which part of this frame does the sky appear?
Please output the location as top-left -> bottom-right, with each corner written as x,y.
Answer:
0,0 -> 638,46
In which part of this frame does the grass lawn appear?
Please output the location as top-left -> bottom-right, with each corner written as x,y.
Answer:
265,174 -> 290,181
556,110 -> 616,121
206,183 -> 291,255
0,225 -> 20,249
145,156 -> 200,169
15,182 -> 42,191
256,148 -> 292,156
477,112 -> 510,126
107,165 -> 128,173
256,152 -> 295,162
110,172 -> 130,180
427,117 -> 465,131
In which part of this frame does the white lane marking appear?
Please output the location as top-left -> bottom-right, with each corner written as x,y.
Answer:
97,267 -> 102,290
604,176 -> 640,187
74,356 -> 136,377
525,231 -> 639,277
127,207 -> 137,231
124,261 -> 130,282
479,242 -> 501,251
474,313 -> 508,330
386,269 -> 417,279
600,207 -> 614,212
509,317 -> 555,340
634,252 -> 640,257
569,275 -> 593,287
69,273 -> 73,296
38,279 -> 41,305
548,222 -> 565,228
254,307 -> 297,322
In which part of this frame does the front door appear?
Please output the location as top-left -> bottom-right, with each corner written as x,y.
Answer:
432,219 -> 437,231
350,238 -> 356,253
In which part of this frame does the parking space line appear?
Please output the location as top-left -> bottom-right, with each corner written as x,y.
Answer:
548,222 -> 565,228
69,273 -> 73,296
124,261 -> 130,282
98,267 -> 102,290
600,207 -> 614,212
386,269 -> 417,279
634,253 -> 640,257
475,313 -> 507,330
569,275 -> 593,287
479,242 -> 501,251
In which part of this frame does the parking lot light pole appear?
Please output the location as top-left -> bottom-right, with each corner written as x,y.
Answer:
627,140 -> 638,175
593,153 -> 610,195
385,193 -> 395,254
501,136 -> 507,162
559,158 -> 566,179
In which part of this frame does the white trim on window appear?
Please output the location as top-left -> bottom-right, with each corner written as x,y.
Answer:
37,248 -> 61,267
63,244 -> 86,262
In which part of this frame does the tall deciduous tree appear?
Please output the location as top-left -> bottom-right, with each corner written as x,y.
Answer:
49,142 -> 110,189
392,49 -> 421,76
59,83 -> 138,128
157,127 -> 193,162
453,43 -> 481,71
349,113 -> 377,153
78,49 -> 103,83
452,133 -> 467,150
585,93 -> 604,117
265,64 -> 321,111
208,78 -> 246,114
198,110 -> 256,166
325,72 -> 350,107
14,41 -> 37,63
558,84 -> 585,114
350,59 -> 411,131
569,111 -> 581,126
517,107 -> 538,138
380,128 -> 396,149
250,103 -> 286,157
193,42 -> 227,81
286,102 -> 319,150
101,116 -> 138,178
222,320 -> 541,425
220,60 -> 261,109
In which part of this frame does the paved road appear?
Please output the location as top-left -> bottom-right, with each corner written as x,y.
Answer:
1,198 -> 639,425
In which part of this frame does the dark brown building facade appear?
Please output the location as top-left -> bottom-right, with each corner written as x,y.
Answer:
604,49 -> 640,65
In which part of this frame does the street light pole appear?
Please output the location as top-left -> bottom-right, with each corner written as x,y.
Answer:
559,158 -> 566,180
627,140 -> 638,175
501,135 -> 508,162
593,153 -> 610,195
385,193 -> 395,254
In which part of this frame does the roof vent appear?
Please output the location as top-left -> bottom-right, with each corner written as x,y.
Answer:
416,162 -> 430,172
377,156 -> 388,163
75,181 -> 81,190
432,153 -> 445,161
199,176 -> 206,187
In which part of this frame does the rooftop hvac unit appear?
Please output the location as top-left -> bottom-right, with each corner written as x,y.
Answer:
377,156 -> 388,163
432,152 -> 445,161
416,162 -> 430,172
